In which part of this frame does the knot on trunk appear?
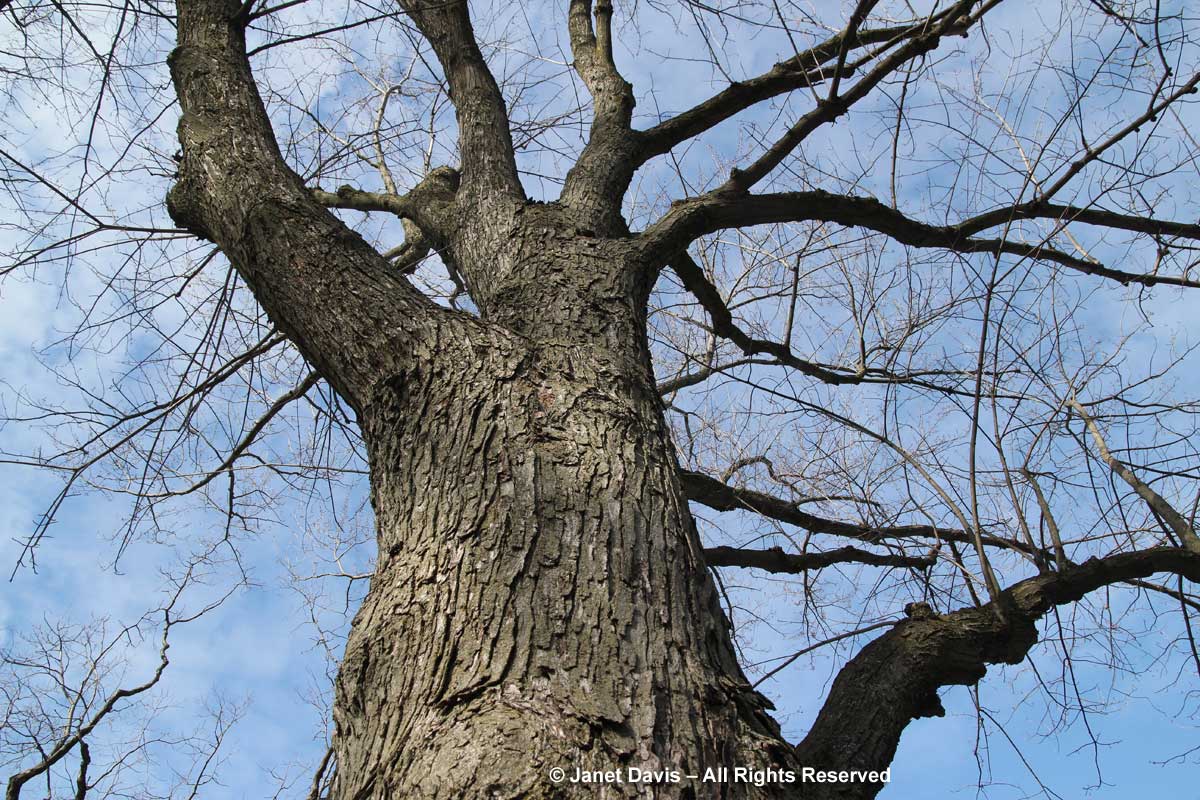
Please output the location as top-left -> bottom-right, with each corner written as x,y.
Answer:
166,180 -> 213,241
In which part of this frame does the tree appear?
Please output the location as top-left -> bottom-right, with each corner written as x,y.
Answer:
1,569 -> 243,800
4,0 -> 1200,797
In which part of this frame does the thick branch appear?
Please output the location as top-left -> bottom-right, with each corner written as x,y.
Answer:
305,745 -> 335,800
704,544 -> 934,573
724,0 -> 988,192
656,356 -> 775,395
169,0 -> 462,409
380,218 -> 434,273
310,185 -> 418,217
560,0 -> 637,232
680,469 -> 1041,557
564,9 -> 972,233
311,166 -> 461,273
397,0 -> 522,205
959,199 -> 1200,240
566,0 -> 632,128
591,14 -> 964,229
634,18 -> 948,163
793,547 -> 1200,798
72,742 -> 89,800
310,166 -> 459,223
643,191 -> 1200,289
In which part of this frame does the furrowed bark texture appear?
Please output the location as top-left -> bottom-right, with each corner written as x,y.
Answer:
167,4 -> 794,796
332,208 -> 795,798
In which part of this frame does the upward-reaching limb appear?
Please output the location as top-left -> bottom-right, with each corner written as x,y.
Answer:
396,0 -> 524,210
560,0 -> 637,233
553,2 -> 983,236
168,0 -> 469,410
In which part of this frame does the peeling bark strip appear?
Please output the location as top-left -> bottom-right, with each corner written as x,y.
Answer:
165,0 -> 1200,798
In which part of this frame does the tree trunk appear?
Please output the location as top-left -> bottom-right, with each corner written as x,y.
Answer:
329,224 -> 794,798
163,4 -> 798,792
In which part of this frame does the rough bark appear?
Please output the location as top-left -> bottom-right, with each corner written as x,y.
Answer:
166,0 -> 463,408
330,205 -> 800,798
793,547 -> 1200,798
169,8 -> 796,793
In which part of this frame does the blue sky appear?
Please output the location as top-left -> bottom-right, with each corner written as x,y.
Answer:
3,0 -> 1200,797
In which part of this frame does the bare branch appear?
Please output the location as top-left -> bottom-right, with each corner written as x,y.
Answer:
1068,398 -> 1200,554
395,0 -> 523,204
642,191 -> 1200,289
724,0 -> 989,193
560,0 -> 637,232
795,547 -> 1200,790
633,16 -> 958,163
309,165 -> 460,249
666,250 -> 991,391
656,357 -> 775,395
1022,468 -> 1069,571
704,544 -> 935,573
305,745 -> 334,800
680,469 -> 1044,558
144,372 -> 319,500
6,612 -> 174,800
170,0 -> 467,407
